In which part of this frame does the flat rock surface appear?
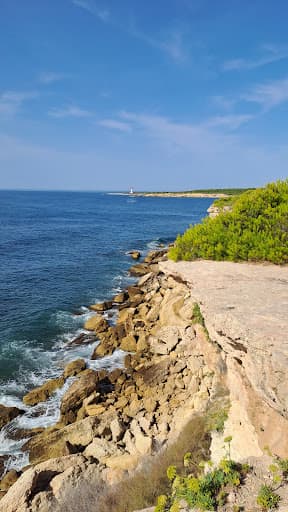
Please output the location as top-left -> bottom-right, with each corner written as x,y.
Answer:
161,260 -> 288,456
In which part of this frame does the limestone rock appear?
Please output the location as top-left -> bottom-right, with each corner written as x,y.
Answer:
84,314 -> 109,332
113,291 -> 128,304
150,326 -> 180,355
120,335 -> 137,352
84,438 -> 118,460
0,470 -> 19,491
129,251 -> 141,260
60,370 -> 102,424
23,377 -> 65,406
89,301 -> 112,312
23,417 -> 99,465
0,405 -> 24,429
110,417 -> 125,442
104,453 -> 140,471
63,359 -> 86,379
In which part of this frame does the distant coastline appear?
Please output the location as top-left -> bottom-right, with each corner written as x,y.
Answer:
108,188 -> 254,199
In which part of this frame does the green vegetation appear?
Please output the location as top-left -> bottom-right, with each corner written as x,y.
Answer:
155,450 -> 249,512
89,414 -> 211,512
257,485 -> 280,510
192,302 -> 209,339
207,404 -> 230,433
169,180 -> 288,264
140,188 -> 254,196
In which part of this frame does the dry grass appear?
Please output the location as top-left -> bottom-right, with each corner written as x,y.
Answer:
60,414 -> 211,512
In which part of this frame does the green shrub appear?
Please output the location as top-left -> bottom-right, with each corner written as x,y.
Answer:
168,458 -> 247,511
169,180 -> 288,264
257,484 -> 280,510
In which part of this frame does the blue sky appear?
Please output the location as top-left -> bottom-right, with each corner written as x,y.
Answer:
0,0 -> 288,190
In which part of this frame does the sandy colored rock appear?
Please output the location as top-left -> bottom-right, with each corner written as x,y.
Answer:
120,335 -> 137,352
113,291 -> 128,304
63,359 -> 86,379
103,453 -> 140,471
23,377 -> 65,406
89,301 -> 112,312
84,437 -> 118,460
60,370 -> 101,424
129,251 -> 141,260
23,417 -> 99,465
0,470 -> 19,491
161,259 -> 288,459
84,314 -> 109,332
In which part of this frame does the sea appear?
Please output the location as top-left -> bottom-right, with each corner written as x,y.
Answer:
0,190 -> 213,473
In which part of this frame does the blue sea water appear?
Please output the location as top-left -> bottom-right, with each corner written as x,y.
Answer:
0,190 -> 212,470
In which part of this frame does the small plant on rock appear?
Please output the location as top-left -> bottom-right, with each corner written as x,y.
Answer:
256,484 -> 280,510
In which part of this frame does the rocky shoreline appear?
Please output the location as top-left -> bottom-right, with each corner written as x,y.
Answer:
1,250 -> 288,511
0,249 -> 225,511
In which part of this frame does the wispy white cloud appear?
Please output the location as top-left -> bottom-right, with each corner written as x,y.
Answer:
204,114 -> 253,131
223,44 -> 288,71
137,29 -> 188,62
98,119 -> 132,132
72,0 -> 187,62
72,0 -> 110,22
0,90 -> 38,117
48,105 -> 93,118
243,76 -> 288,110
39,71 -> 71,84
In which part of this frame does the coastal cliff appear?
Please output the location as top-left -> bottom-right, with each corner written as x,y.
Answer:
1,252 -> 288,511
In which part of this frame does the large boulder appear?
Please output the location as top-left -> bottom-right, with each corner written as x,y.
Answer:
60,370 -> 103,425
0,469 -> 19,492
23,377 -> 65,406
23,417 -> 100,465
128,251 -> 141,260
0,404 -> 24,429
63,359 -> 86,379
0,454 -> 92,512
89,301 -> 112,312
84,314 -> 109,332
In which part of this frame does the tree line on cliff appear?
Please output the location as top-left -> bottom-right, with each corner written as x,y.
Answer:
169,180 -> 288,265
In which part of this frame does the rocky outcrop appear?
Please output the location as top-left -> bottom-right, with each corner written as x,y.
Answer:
160,259 -> 288,461
0,454 -> 103,512
3,248 -> 288,511
0,405 -> 24,429
23,377 -> 65,406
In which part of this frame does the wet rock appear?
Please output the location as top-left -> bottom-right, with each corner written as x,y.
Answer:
68,332 -> 96,346
129,251 -> 141,260
23,377 -> 65,406
84,314 -> 109,332
63,359 -> 86,379
0,404 -> 24,429
89,301 -> 113,312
